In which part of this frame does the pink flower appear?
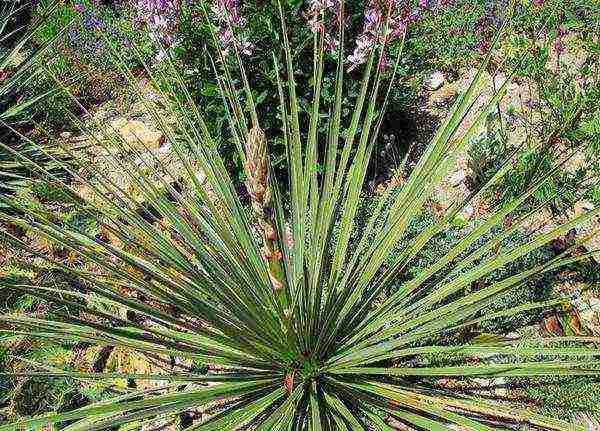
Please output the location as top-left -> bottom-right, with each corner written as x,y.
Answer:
476,39 -> 490,53
347,52 -> 365,71
474,16 -> 487,35
390,16 -> 407,37
219,28 -> 233,47
575,75 -> 587,88
211,0 -> 245,27
347,35 -> 372,70
135,0 -> 180,62
346,0 -> 434,70
325,35 -> 339,52
554,38 -> 564,54
240,40 -> 253,56
211,0 -> 250,56
364,8 -> 382,33
554,25 -> 568,57
306,0 -> 342,58
385,0 -> 397,9
378,52 -> 390,71
557,25 -> 568,37
74,3 -> 85,13
308,16 -> 324,33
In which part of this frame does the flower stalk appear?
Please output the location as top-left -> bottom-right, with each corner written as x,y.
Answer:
244,127 -> 288,308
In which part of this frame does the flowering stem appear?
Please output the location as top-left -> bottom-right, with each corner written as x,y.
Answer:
244,126 -> 288,314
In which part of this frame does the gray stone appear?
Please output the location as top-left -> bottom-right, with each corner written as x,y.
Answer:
424,71 -> 445,91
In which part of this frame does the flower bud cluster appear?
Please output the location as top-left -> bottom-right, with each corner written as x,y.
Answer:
211,0 -> 252,55
351,1 -> 422,71
135,0 -> 181,61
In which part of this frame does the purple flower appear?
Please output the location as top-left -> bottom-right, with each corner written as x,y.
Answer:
136,0 -> 180,61
407,8 -> 422,23
575,75 -> 587,88
347,53 -> 365,71
325,35 -> 339,52
347,36 -> 371,70
347,0 -> 434,70
210,0 -> 253,56
557,25 -> 568,37
474,16 -> 487,35
554,25 -> 568,58
385,0 -> 398,9
68,27 -> 78,42
308,17 -> 324,33
524,98 -> 537,110
378,52 -> 390,71
554,38 -> 564,53
74,3 -> 85,13
305,0 -> 341,53
476,39 -> 490,53
218,28 -> 233,46
364,8 -> 382,33
82,12 -> 104,30
239,40 -> 253,56
212,0 -> 245,27
306,0 -> 341,35
390,16 -> 407,37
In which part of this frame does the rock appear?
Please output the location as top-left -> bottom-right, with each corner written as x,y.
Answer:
6,48 -> 25,68
111,119 -> 163,149
473,378 -> 491,389
572,294 -> 600,336
460,203 -> 474,221
583,201 -> 596,211
519,207 -> 555,235
195,170 -> 207,185
492,377 -> 508,398
60,131 -> 72,139
572,201 -> 600,263
573,200 -> 595,217
145,90 -> 160,102
110,117 -> 128,129
424,71 -> 445,91
576,413 -> 600,430
158,140 -> 172,155
386,417 -> 416,430
449,169 -> 466,186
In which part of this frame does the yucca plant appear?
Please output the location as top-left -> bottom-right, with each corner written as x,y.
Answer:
1,0 -> 599,429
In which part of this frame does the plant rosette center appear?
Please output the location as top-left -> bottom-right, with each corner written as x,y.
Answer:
283,354 -> 321,392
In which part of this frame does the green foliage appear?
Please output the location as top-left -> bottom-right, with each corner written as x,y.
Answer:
407,0 -> 485,70
354,192 -> 562,335
26,0 -> 154,128
0,280 -> 78,421
510,336 -> 600,421
517,375 -> 600,419
462,0 -> 600,215
412,0 -> 599,73
468,74 -> 600,216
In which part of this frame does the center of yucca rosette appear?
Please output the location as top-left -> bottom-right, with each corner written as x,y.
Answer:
282,353 -> 322,393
